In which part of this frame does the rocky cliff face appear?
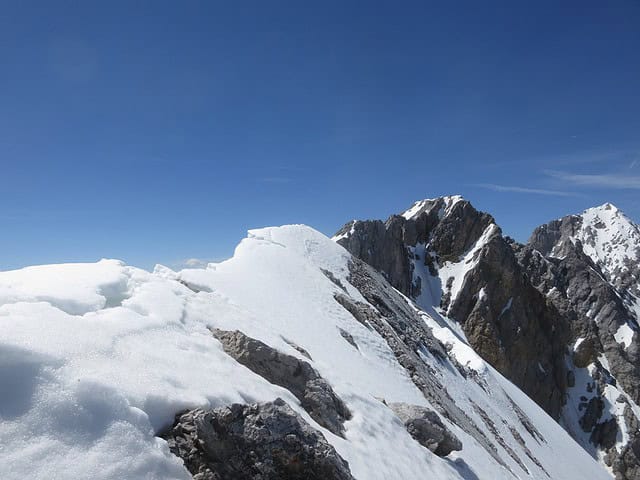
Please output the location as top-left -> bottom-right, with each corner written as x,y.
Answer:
519,204 -> 640,479
335,196 -> 569,420
335,197 -> 640,480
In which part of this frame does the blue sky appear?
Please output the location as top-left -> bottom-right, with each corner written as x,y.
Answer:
1,1 -> 639,270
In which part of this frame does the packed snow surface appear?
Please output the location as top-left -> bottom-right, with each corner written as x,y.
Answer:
614,323 -> 635,349
0,225 -> 611,480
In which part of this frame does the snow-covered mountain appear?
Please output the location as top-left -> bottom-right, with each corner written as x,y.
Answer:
0,224 -> 610,479
524,203 -> 640,479
336,198 -> 640,480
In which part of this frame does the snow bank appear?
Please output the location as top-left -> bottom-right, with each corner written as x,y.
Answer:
0,225 -> 611,480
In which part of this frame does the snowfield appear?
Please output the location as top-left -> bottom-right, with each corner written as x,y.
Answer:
0,225 -> 611,479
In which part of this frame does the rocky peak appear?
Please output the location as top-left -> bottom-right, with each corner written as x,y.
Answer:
335,197 -> 569,420
520,204 -> 640,479
400,195 -> 465,221
333,196 -> 499,295
532,204 -> 640,289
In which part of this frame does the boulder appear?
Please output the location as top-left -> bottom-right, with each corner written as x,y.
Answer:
211,328 -> 351,436
388,402 -> 462,456
162,398 -> 355,480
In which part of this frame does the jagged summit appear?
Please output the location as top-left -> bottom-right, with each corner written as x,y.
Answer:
336,197 -> 640,480
334,198 -> 567,420
401,195 -> 466,220
578,203 -> 640,275
530,202 -> 640,299
520,204 -> 640,479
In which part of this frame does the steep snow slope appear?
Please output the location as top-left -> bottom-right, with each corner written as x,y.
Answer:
0,226 -> 610,479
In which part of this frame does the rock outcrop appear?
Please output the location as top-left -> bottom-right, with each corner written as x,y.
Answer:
516,205 -> 640,479
335,196 -> 569,419
211,328 -> 351,437
161,398 -> 355,480
335,197 -> 640,480
340,257 -> 518,472
388,402 -> 462,456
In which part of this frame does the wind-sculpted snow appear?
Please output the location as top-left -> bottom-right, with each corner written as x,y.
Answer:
0,225 -> 611,479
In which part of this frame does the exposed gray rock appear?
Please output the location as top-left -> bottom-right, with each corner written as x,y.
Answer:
573,336 -> 600,369
336,197 -> 640,479
523,226 -> 640,406
613,405 -> 640,480
211,329 -> 351,437
336,197 -> 569,419
161,398 -> 355,480
471,402 -> 530,475
590,417 -> 618,450
335,216 -> 414,295
517,210 -> 640,479
341,258 -> 512,472
580,397 -> 604,432
281,336 -> 313,360
337,327 -> 358,350
447,232 -> 569,419
388,402 -> 462,456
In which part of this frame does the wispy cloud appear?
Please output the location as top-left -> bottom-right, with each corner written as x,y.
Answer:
252,165 -> 306,185
544,170 -> 640,189
485,148 -> 640,169
170,257 -> 226,270
184,258 -> 208,268
256,176 -> 293,184
474,183 -> 580,197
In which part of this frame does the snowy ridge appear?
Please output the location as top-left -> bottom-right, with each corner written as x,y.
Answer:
567,202 -> 640,351
401,194 -> 464,220
331,220 -> 357,242
573,203 -> 640,283
0,225 -> 609,480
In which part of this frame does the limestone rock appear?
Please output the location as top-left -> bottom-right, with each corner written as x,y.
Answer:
211,328 -> 351,437
161,398 -> 355,480
388,402 -> 462,456
336,197 -> 569,419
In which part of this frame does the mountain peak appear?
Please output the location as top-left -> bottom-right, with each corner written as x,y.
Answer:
401,195 -> 465,220
583,201 -> 622,217
530,202 -> 640,299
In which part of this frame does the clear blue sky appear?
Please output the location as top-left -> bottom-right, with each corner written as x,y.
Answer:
1,1 -> 639,270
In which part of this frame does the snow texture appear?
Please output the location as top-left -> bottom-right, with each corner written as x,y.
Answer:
402,195 -> 464,220
0,225 -> 611,480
